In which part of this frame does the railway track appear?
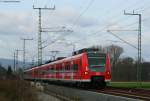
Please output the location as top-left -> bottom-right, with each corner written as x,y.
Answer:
42,82 -> 150,101
90,87 -> 150,101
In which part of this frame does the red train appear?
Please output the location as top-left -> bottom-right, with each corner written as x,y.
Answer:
24,48 -> 111,87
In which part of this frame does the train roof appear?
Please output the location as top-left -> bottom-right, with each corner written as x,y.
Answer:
24,49 -> 107,72
24,52 -> 85,72
72,48 -> 102,55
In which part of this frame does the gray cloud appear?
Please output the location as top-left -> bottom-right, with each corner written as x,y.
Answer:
0,6 -> 149,62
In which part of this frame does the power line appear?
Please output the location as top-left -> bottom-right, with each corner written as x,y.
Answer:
91,0 -> 142,30
72,0 -> 95,29
51,0 -> 98,44
41,27 -> 73,49
49,50 -> 59,60
107,30 -> 138,50
60,0 -> 146,42
116,6 -> 150,29
88,0 -> 148,37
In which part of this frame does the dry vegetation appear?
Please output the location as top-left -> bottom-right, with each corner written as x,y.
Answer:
0,80 -> 38,101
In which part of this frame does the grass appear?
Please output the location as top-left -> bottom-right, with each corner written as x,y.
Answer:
0,79 -> 38,101
108,82 -> 150,89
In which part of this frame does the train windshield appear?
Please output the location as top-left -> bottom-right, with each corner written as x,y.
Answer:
87,52 -> 106,72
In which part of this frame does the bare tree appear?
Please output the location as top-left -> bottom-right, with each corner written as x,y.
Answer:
104,45 -> 123,81
104,45 -> 123,65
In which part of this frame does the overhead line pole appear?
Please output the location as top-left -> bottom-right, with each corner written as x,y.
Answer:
13,52 -> 16,72
16,50 -> 18,72
124,10 -> 142,86
33,5 -> 55,66
15,49 -> 23,72
21,38 -> 33,69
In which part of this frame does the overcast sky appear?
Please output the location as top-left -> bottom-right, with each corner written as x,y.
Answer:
0,0 -> 150,62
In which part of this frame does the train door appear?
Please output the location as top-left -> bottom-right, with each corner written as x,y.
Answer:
56,64 -> 58,79
78,59 -> 82,80
71,61 -> 74,80
32,69 -> 34,79
54,64 -> 56,79
73,60 -> 78,80
73,59 -> 81,80
105,54 -> 111,81
62,63 -> 65,79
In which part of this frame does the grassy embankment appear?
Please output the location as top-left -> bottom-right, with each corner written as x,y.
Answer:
0,80 -> 38,101
108,82 -> 150,89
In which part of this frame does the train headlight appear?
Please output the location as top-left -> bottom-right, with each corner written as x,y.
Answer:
106,71 -> 110,75
84,71 -> 88,75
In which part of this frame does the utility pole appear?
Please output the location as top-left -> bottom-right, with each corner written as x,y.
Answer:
33,5 -> 55,66
16,50 -> 18,72
15,49 -> 23,72
32,58 -> 34,66
124,10 -> 142,86
21,38 -> 33,69
13,52 -> 16,72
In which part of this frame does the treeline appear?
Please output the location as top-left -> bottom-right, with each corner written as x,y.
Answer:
0,64 -> 15,80
112,57 -> 150,81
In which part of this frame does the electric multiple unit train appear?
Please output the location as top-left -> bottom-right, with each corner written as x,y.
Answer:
24,48 -> 111,87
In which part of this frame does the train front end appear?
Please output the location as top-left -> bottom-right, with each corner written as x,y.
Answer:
82,51 -> 111,87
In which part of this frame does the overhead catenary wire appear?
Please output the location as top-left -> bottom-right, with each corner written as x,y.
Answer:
43,0 -> 150,49
35,0 -> 147,47
107,30 -> 138,50
71,0 -> 95,29
91,0 -> 145,29
26,0 -> 150,64
87,0 -> 150,37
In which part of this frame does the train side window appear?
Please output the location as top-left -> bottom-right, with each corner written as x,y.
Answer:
65,65 -> 67,70
51,67 -> 54,70
60,66 -> 62,71
62,64 -> 64,71
56,65 -> 59,72
73,64 -> 78,71
67,65 -> 70,70
65,64 -> 69,71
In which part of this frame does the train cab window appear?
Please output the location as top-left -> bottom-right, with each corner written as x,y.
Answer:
87,53 -> 106,72
73,64 -> 78,71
